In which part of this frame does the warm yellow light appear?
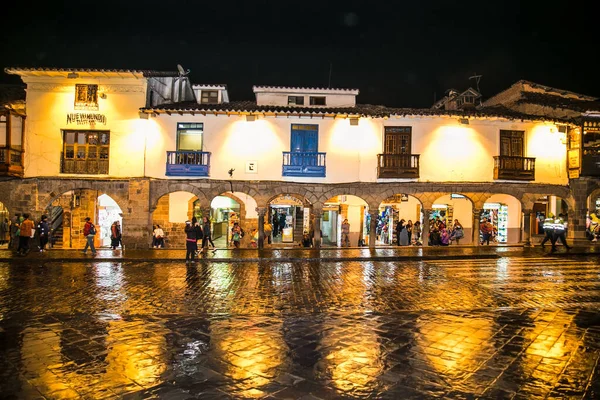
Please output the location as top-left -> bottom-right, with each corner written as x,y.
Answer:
328,118 -> 380,153
221,118 -> 284,159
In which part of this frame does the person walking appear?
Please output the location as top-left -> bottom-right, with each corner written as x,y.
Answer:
406,220 -> 413,245
480,218 -> 494,245
17,213 -> 34,256
279,212 -> 287,235
341,218 -> 351,247
200,216 -> 216,253
184,220 -> 197,262
540,213 -> 557,250
110,221 -> 122,250
192,217 -> 203,255
553,214 -> 572,251
82,217 -> 97,255
397,219 -> 409,246
37,215 -> 50,252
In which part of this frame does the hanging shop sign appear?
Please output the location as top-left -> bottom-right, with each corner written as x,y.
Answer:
66,113 -> 107,125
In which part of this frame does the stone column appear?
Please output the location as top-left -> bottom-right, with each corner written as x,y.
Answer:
313,206 -> 322,249
256,207 -> 266,249
522,209 -> 532,247
422,208 -> 431,247
369,210 -> 378,248
569,178 -> 593,243
472,208 -> 482,246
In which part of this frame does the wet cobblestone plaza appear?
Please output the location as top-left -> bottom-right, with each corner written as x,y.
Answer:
2,250 -> 600,399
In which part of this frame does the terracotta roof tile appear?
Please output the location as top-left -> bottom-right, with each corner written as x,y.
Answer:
141,101 -> 573,123
517,92 -> 600,112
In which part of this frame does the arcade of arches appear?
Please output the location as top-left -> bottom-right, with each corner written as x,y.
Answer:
0,177 -> 597,249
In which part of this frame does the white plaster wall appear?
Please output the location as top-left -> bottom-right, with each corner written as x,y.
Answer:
169,191 -> 195,222
21,76 -> 147,178
144,113 -> 567,185
255,92 -> 356,107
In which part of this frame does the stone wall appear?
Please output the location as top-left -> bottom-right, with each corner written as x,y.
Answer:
0,177 -> 598,248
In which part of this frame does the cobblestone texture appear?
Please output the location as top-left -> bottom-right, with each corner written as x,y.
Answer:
2,255 -> 600,399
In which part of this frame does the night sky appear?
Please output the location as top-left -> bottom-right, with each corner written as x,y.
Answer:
1,0 -> 597,107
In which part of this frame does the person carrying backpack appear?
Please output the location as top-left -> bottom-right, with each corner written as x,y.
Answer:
82,217 -> 97,255
37,215 -> 50,252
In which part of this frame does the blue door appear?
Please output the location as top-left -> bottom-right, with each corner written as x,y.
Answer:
283,124 -> 325,177
291,124 -> 318,153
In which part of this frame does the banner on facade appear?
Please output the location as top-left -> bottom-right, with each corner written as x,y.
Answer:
66,113 -> 107,125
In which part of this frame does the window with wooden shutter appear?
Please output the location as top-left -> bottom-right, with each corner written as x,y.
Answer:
500,130 -> 524,157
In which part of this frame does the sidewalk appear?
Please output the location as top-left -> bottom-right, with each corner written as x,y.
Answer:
1,244 -> 600,263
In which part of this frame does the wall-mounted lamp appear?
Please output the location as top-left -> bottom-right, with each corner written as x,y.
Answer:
99,93 -> 107,99
349,117 -> 359,126
458,118 -> 469,125
246,114 -> 256,122
67,72 -> 79,79
139,111 -> 150,119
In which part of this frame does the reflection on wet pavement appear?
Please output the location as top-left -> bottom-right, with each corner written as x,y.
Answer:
2,257 -> 600,398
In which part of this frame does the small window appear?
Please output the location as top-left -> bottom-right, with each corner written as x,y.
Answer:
177,123 -> 204,151
309,96 -> 326,106
74,84 -> 99,110
288,96 -> 304,105
201,90 -> 219,104
464,96 -> 474,103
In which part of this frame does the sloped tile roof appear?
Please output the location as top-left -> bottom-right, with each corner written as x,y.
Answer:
0,84 -> 26,107
517,92 -> 600,113
141,101 -> 573,123
253,85 -> 359,92
4,67 -> 179,78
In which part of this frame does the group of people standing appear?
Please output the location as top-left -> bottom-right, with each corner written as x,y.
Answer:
428,218 -> 464,246
3,213 -> 51,256
184,216 -> 217,262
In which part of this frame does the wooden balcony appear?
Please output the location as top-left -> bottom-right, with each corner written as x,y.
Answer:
282,151 -> 326,177
0,147 -> 23,177
61,156 -> 109,174
493,156 -> 535,181
377,154 -> 420,179
166,150 -> 211,177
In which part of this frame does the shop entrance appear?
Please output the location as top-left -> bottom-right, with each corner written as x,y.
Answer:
208,196 -> 240,247
97,194 -> 123,248
269,195 -> 307,245
321,195 -> 368,247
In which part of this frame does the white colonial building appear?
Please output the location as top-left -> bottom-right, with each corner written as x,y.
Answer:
0,67 -> 594,249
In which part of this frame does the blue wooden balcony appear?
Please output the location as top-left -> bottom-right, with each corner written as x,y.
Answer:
282,151 -> 326,177
166,151 -> 211,177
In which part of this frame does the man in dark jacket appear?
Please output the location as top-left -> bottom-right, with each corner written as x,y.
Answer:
185,220 -> 198,262
37,215 -> 50,252
272,213 -> 279,237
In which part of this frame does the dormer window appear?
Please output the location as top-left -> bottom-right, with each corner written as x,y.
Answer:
201,90 -> 219,104
310,96 -> 326,106
74,84 -> 99,110
464,96 -> 474,103
288,96 -> 304,105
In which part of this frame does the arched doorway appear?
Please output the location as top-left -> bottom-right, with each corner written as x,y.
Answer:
47,190 -> 123,249
269,194 -> 309,245
321,195 -> 368,247
97,194 -> 123,248
151,191 -> 200,248
483,194 -> 521,244
208,192 -> 257,248
378,194 -> 422,245
431,194 -> 474,245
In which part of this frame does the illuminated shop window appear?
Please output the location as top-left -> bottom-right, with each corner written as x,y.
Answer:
74,84 -> 99,110
61,130 -> 109,174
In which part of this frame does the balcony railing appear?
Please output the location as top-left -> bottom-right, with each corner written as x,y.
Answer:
61,156 -> 109,174
0,147 -> 23,176
166,151 -> 211,177
282,151 -> 326,177
377,154 -> 420,178
582,149 -> 600,177
493,156 -> 535,181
